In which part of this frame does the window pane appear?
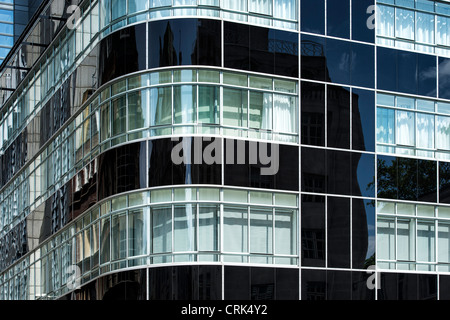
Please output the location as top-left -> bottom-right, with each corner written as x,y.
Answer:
416,113 -> 434,149
250,208 -> 273,254
111,0 -> 126,20
437,16 -> 450,46
198,86 -> 219,124
223,206 -> 248,253
112,214 -> 127,260
397,219 -> 415,261
416,12 -> 435,44
100,103 -> 110,142
174,85 -> 197,124
377,218 -> 395,260
274,0 -> 296,20
249,0 -> 272,15
223,88 -> 248,127
396,110 -> 415,146
376,108 -> 395,144
100,218 -> 110,263
275,209 -> 296,255
174,205 -> 196,252
436,116 -> 450,150
249,91 -> 272,130
128,209 -> 148,257
129,0 -> 148,13
438,223 -> 450,263
112,96 -> 127,136
273,94 -> 296,133
150,87 -> 172,126
199,205 -> 219,251
128,89 -> 149,130
151,207 -> 172,253
377,5 -> 395,38
417,221 -> 435,262
396,8 -> 415,40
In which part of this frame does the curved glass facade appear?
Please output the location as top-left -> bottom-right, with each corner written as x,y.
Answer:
1,0 -> 450,301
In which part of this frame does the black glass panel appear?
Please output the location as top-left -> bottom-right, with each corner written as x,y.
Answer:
301,0 -> 325,35
250,25 -> 275,74
327,196 -> 350,268
440,162 -> 450,204
149,266 -> 172,300
173,265 -> 199,300
99,23 -> 147,86
149,19 -> 221,69
352,88 -> 375,152
301,147 -> 326,193
224,22 -> 250,71
397,157 -> 418,201
439,275 -> 450,300
325,38 -> 350,85
301,34 -> 327,82
301,194 -> 325,267
327,150 -> 351,195
418,159 -> 437,202
418,53 -> 437,97
274,29 -> 299,77
398,273 -> 418,300
327,0 -> 350,39
251,267 -> 275,300
377,155 -> 398,199
327,85 -> 350,149
101,269 -> 147,300
418,274 -> 437,300
351,42 -> 374,88
378,272 -> 397,300
98,142 -> 146,200
352,198 -> 375,269
327,270 -> 351,300
224,266 -> 250,300
439,57 -> 450,99
199,265 -> 222,300
301,269 -> 326,300
352,271 -> 375,300
301,81 -> 325,146
352,152 -> 375,198
352,0 -> 375,43
398,51 -> 418,95
377,47 -> 397,92
275,268 -> 299,300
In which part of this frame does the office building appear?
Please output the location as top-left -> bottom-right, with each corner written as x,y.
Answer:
0,0 -> 449,300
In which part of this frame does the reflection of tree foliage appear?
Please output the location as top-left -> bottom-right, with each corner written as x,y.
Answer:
364,253 -> 375,270
371,157 -> 437,201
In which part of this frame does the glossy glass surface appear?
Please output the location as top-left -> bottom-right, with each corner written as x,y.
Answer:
327,0 -> 350,39
327,197 -> 350,268
352,89 -> 375,152
300,0 -> 324,34
352,199 -> 375,269
301,195 -> 325,267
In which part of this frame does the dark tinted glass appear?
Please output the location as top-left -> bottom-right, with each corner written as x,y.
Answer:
439,275 -> 450,300
224,22 -> 250,70
197,19 -> 221,66
352,152 -> 375,198
327,85 -> 350,149
352,271 -> 375,300
224,266 -> 250,300
378,272 -> 397,300
251,267 -> 275,300
149,266 -> 172,300
301,269 -> 326,300
172,266 -> 198,299
301,81 -> 325,146
275,268 -> 299,300
418,274 -> 437,300
398,51 -> 419,95
301,194 -> 325,267
351,42 -> 375,88
352,199 -> 375,269
327,0 -> 350,39
301,34 -> 326,81
199,265 -> 222,300
418,159 -> 437,202
327,150 -> 351,195
327,270 -> 351,300
377,47 -> 397,92
397,157 -> 418,201
250,25 -> 275,74
398,273 -> 419,300
274,29 -> 299,77
325,38 -> 350,85
352,88 -> 375,152
99,23 -> 147,86
101,270 -> 147,300
439,57 -> 450,99
327,197 -> 350,268
352,0 -> 375,43
418,53 -> 437,97
377,155 -> 398,199
440,162 -> 450,204
301,0 -> 325,34
301,147 -> 326,193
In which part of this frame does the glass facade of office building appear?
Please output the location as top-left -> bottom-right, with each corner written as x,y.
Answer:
0,0 -> 449,300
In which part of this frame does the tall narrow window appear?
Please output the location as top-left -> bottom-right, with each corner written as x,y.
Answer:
396,8 -> 415,40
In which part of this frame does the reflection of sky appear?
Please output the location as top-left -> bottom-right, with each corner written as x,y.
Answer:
364,200 -> 376,260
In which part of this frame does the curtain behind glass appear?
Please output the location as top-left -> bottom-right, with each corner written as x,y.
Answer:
396,8 -> 415,40
223,206 -> 248,253
249,0 -> 272,15
273,94 -> 295,133
396,110 -> 415,146
416,113 -> 434,149
438,223 -> 450,263
416,12 -> 435,44
222,0 -> 247,12
274,0 -> 295,20
376,107 -> 395,144
377,5 -> 395,37
437,16 -> 450,46
436,116 -> 450,150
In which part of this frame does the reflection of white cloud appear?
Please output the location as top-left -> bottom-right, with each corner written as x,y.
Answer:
339,52 -> 350,71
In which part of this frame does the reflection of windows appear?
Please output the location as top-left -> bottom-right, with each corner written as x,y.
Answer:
302,230 -> 325,260
303,173 -> 325,194
301,113 -> 324,146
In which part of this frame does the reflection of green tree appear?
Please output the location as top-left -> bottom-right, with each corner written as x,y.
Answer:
369,157 -> 437,201
364,253 -> 375,269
